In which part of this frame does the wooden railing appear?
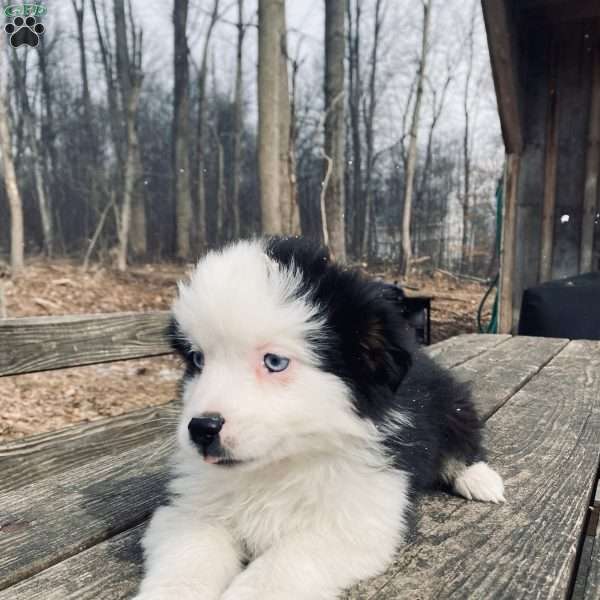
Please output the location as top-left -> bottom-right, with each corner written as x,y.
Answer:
0,312 -> 173,377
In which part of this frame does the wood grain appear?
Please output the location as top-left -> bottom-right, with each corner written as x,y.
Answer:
481,0 -> 524,154
580,42 -> 600,274
0,402 -> 179,493
0,335 -> 570,598
0,312 -> 172,377
0,436 -> 172,590
0,335 -> 505,493
425,333 -> 511,369
0,526 -> 144,600
346,339 -> 600,599
0,338 -> 600,600
499,153 -> 521,333
453,335 -> 568,419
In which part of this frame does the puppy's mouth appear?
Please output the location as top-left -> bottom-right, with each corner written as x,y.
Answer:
203,454 -> 245,467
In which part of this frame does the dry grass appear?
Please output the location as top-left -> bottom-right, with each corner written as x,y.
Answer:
0,259 -> 492,442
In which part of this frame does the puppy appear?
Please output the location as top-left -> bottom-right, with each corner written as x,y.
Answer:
134,237 -> 504,600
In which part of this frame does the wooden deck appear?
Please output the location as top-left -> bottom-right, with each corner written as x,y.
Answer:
1,330 -> 599,599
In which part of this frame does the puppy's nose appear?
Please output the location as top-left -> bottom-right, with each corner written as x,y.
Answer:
188,414 -> 225,448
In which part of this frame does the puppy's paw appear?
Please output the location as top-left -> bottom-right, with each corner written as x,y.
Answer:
453,461 -> 505,503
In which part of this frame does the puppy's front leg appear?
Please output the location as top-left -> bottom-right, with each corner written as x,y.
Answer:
221,527 -> 397,600
134,504 -> 241,600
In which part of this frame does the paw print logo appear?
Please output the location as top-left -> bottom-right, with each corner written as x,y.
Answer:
4,16 -> 45,48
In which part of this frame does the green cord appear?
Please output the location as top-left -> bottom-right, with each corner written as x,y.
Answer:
477,175 -> 503,334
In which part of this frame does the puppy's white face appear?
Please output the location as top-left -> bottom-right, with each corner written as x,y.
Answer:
172,240 -> 371,468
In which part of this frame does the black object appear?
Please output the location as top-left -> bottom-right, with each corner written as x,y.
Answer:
518,272 -> 600,340
403,296 -> 432,346
381,282 -> 432,345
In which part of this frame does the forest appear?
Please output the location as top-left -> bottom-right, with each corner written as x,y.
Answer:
0,0 -> 503,277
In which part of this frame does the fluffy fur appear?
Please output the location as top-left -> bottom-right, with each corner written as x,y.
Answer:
134,237 -> 504,600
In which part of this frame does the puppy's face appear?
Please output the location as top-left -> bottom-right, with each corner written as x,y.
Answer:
170,239 -> 412,468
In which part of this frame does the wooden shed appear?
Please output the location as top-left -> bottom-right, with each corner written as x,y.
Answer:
482,0 -> 600,332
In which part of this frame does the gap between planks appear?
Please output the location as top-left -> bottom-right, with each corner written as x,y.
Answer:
0,335 -> 568,598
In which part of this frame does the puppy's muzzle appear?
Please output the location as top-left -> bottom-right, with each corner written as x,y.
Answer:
188,414 -> 225,451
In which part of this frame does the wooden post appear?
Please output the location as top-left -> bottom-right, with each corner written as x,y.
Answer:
499,153 -> 520,334
580,43 -> 600,274
539,40 -> 560,282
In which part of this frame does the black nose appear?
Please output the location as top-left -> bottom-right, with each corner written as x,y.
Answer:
188,414 -> 225,448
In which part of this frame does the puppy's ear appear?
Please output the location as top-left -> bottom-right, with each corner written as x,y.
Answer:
358,309 -> 412,392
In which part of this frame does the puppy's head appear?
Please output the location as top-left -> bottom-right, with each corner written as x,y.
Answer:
169,237 -> 414,468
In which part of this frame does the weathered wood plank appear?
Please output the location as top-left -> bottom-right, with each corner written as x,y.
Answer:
0,437 -> 171,590
0,335 -> 565,597
0,526 -> 144,600
425,334 -> 510,370
499,153 -> 521,333
0,335 -> 507,493
0,402 -> 178,493
581,483 -> 600,600
580,42 -> 600,274
482,0 -> 524,154
552,21 -> 592,280
0,312 -> 172,377
346,339 -> 600,599
539,37 -> 560,283
453,335 -> 568,419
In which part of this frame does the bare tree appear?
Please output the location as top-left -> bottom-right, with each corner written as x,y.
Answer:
71,0 -> 93,126
11,52 -> 53,257
324,0 -> 346,261
347,0 -> 362,256
0,33 -> 24,271
230,0 -> 246,240
400,0 -> 432,277
114,0 -> 144,271
361,0 -> 384,258
277,5 -> 298,235
258,0 -> 283,233
460,0 -> 477,273
37,35 -> 60,253
195,0 -> 220,250
173,0 -> 193,258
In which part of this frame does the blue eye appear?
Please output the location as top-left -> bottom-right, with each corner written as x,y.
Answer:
264,353 -> 290,373
191,351 -> 204,371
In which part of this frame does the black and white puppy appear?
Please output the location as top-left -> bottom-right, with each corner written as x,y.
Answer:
134,237 -> 504,600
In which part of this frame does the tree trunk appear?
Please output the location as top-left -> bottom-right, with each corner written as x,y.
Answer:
173,0 -> 193,258
117,80 -> 142,271
0,33 -> 24,272
400,0 -> 432,278
72,0 -> 93,125
195,0 -> 220,250
361,0 -> 383,259
231,0 -> 245,240
461,2 -> 477,274
210,123 -> 226,243
114,0 -> 144,269
91,0 -> 121,163
288,56 -> 301,235
12,52 -> 54,257
277,15 -> 291,234
347,0 -> 362,257
258,0 -> 283,234
130,133 -> 146,256
324,0 -> 346,261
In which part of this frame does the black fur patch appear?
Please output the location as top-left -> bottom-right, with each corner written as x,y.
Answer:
266,236 -> 485,492
166,317 -> 198,383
